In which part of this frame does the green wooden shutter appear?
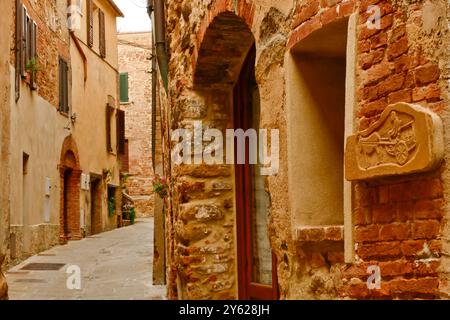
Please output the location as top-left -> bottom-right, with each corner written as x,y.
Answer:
119,73 -> 129,103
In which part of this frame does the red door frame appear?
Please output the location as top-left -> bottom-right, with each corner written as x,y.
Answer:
234,45 -> 279,300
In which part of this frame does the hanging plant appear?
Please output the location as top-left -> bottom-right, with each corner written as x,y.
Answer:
152,175 -> 168,199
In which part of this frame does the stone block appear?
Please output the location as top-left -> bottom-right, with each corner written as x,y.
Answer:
345,103 -> 444,180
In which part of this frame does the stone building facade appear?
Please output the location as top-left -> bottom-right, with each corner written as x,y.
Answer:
155,0 -> 450,300
118,32 -> 155,218
1,0 -> 124,268
0,0 -> 13,300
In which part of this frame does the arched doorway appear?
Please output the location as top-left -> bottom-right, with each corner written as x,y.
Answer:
194,11 -> 278,300
59,136 -> 82,244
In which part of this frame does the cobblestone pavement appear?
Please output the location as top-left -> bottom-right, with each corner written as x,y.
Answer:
6,219 -> 166,300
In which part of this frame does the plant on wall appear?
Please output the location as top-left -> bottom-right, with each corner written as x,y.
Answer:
129,207 -> 136,225
108,195 -> 115,217
25,57 -> 41,73
152,175 -> 168,199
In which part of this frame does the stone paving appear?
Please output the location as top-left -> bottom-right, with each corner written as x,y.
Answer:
6,219 -> 166,300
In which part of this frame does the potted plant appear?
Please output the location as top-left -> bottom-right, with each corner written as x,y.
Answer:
152,175 -> 169,199
25,57 -> 41,83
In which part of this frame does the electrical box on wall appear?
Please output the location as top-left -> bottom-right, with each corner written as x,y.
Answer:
45,177 -> 51,196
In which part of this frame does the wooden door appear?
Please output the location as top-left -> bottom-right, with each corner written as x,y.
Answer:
234,46 -> 279,300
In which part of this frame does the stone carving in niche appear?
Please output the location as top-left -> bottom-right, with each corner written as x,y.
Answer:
345,103 -> 444,181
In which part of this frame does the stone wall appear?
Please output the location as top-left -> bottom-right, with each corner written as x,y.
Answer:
118,32 -> 155,218
0,0 -> 13,301
159,0 -> 450,300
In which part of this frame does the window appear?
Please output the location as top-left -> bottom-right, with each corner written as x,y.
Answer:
18,5 -> 38,89
119,73 -> 129,103
116,109 -> 126,155
87,0 -> 93,47
59,58 -> 69,114
30,21 -> 37,90
20,6 -> 27,77
287,18 -> 350,228
76,0 -> 82,14
99,9 -> 106,58
106,103 -> 114,153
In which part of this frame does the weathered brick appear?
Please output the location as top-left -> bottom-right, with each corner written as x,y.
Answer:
414,64 -> 440,86
387,278 -> 439,295
372,204 -> 395,223
292,2 -> 320,29
414,199 -> 443,220
357,241 -> 402,260
379,223 -> 410,241
387,36 -> 408,61
412,83 -> 441,102
412,220 -> 441,239
379,260 -> 413,276
355,225 -> 380,243
401,240 -> 426,257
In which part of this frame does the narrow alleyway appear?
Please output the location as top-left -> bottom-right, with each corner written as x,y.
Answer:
5,219 -> 166,300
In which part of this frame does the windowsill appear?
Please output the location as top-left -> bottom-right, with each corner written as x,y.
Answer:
120,101 -> 131,105
59,111 -> 70,118
294,225 -> 344,243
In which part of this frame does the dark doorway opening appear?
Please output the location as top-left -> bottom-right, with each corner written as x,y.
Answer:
90,178 -> 102,235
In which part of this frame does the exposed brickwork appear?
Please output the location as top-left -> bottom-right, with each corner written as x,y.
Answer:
118,32 -> 154,218
10,0 -> 70,107
160,0 -> 450,300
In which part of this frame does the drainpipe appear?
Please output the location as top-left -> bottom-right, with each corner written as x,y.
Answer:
148,1 -> 157,171
151,0 -> 169,91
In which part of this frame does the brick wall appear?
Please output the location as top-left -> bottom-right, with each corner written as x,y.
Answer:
10,0 -> 70,108
118,32 -> 154,218
160,0 -> 450,300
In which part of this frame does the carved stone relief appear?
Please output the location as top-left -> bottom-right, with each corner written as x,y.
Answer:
345,103 -> 444,181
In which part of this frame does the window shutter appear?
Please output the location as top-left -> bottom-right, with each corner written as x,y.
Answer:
87,0 -> 93,47
30,21 -> 37,90
117,109 -> 126,155
106,104 -> 113,153
15,0 -> 23,101
64,60 -> 69,113
26,16 -> 32,67
58,58 -> 62,111
119,73 -> 129,103
59,58 -> 69,113
99,9 -> 106,58
21,6 -> 27,77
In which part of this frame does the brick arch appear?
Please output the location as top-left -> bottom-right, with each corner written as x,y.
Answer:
60,135 -> 80,170
193,0 -> 256,86
59,135 -> 82,244
288,1 -> 356,50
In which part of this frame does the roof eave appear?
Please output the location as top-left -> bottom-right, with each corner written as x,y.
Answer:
105,0 -> 124,17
